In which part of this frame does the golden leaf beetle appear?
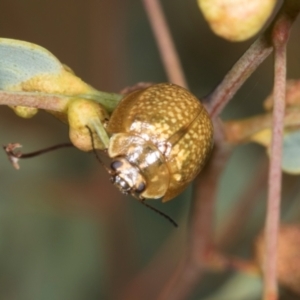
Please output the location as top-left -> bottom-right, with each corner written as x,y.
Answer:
104,83 -> 214,202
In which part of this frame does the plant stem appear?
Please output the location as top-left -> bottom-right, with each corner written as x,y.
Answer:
157,256 -> 201,300
223,107 -> 300,145
263,55 -> 285,300
120,224 -> 187,300
206,0 -> 300,120
0,90 -> 123,114
142,0 -> 188,89
82,90 -> 123,113
155,2 -> 300,299
263,16 -> 289,300
263,2 -> 300,298
0,91 -> 70,112
157,144 -> 231,300
206,37 -> 272,119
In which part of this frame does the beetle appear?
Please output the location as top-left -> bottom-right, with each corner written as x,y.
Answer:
1,39 -> 213,225
104,83 -> 214,202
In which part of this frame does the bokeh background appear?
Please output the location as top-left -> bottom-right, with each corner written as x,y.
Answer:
0,1 -> 300,299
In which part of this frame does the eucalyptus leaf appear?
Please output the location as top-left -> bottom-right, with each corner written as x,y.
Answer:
0,38 -> 122,113
0,38 -> 62,90
282,130 -> 300,174
0,38 -> 123,151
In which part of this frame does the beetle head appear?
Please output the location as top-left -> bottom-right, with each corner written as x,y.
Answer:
110,158 -> 146,197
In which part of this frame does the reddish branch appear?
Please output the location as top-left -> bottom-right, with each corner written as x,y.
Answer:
157,144 -> 231,300
0,91 -> 69,111
223,107 -> 300,145
206,37 -> 273,119
142,0 -> 188,89
263,8 -> 290,300
150,1 -> 300,300
206,0 -> 300,120
1,1 -> 300,299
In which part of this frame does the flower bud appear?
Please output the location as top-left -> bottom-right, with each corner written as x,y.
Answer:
197,0 -> 276,41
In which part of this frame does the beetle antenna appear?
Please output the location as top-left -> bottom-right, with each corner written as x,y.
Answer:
3,142 -> 73,158
3,142 -> 74,169
86,126 -> 111,173
85,126 -> 178,227
139,199 -> 178,227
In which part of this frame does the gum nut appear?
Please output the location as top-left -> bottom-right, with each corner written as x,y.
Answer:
11,106 -> 38,118
197,0 -> 276,41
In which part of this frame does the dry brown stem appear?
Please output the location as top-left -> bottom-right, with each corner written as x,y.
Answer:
142,0 -> 188,88
0,91 -> 69,111
157,144 -> 231,300
224,107 -> 300,145
153,1 -> 300,299
263,8 -> 290,300
206,0 -> 300,120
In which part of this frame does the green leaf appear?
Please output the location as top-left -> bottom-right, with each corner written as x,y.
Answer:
0,38 -> 62,90
282,130 -> 300,174
0,38 -> 122,113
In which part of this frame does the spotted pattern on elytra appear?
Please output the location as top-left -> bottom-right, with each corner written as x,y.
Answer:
166,106 -> 213,200
107,83 -> 213,201
109,83 -> 203,144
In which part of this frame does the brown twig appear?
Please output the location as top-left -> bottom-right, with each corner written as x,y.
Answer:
0,91 -> 70,111
120,219 -> 188,300
263,9 -> 290,300
157,143 -> 231,300
206,0 -> 300,120
142,0 -> 188,89
223,107 -> 300,145
203,251 -> 261,275
154,1 -> 300,299
206,37 -> 272,119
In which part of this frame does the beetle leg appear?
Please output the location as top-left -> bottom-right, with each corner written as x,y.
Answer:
87,118 -> 110,149
67,98 -> 110,151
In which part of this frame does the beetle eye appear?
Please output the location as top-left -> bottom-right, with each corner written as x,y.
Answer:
136,182 -> 146,193
111,160 -> 123,171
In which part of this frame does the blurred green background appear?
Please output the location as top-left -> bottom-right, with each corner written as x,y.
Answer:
0,1 -> 300,299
